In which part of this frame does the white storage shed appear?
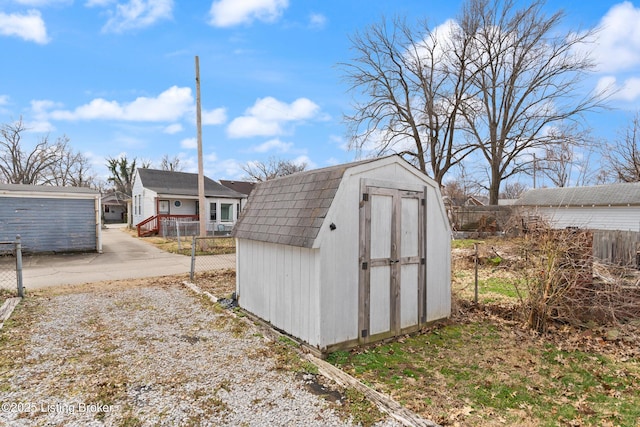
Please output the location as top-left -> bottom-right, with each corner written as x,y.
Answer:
233,155 -> 451,353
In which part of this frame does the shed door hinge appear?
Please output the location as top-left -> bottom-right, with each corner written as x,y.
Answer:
362,193 -> 369,202
421,198 -> 426,206
361,329 -> 368,338
361,262 -> 368,270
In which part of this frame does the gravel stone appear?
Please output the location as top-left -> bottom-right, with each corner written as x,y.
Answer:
0,283 -> 402,426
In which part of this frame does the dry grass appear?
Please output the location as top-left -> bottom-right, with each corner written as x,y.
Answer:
329,237 -> 640,427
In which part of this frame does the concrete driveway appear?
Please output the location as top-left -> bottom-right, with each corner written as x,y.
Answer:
16,224 -> 233,290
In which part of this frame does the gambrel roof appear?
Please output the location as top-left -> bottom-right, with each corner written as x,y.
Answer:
232,157 -> 384,248
136,168 -> 245,199
516,182 -> 640,207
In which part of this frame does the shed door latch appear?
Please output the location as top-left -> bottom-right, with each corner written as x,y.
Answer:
361,262 -> 368,270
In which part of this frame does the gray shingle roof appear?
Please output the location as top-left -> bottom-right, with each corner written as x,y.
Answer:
516,182 -> 640,207
232,158 -> 380,248
0,183 -> 98,195
137,168 -> 245,199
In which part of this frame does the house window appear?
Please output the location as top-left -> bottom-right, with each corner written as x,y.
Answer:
104,205 -> 110,213
221,203 -> 232,222
174,200 -> 182,208
236,203 -> 240,220
210,203 -> 217,221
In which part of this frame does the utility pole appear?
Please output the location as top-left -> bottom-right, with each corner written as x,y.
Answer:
195,56 -> 206,238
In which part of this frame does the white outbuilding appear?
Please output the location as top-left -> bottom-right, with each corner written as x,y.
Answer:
232,155 -> 451,354
515,182 -> 640,232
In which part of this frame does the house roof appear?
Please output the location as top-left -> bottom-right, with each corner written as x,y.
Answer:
232,157 -> 385,248
515,182 -> 640,207
136,168 -> 246,199
219,180 -> 256,196
0,183 -> 98,196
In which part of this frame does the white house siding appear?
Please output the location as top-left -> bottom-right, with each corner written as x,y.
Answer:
236,239 -> 321,347
530,206 -> 640,232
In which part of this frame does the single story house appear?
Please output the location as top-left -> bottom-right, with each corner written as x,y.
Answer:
515,182 -> 640,231
101,191 -> 129,224
132,168 -> 247,236
233,155 -> 451,354
0,183 -> 102,253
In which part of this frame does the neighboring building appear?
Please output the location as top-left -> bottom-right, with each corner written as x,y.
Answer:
101,191 -> 129,224
515,182 -> 640,231
132,169 -> 247,236
0,184 -> 102,253
233,155 -> 451,354
219,180 -> 256,204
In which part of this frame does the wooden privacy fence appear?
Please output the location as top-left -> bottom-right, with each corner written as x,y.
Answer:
592,230 -> 640,268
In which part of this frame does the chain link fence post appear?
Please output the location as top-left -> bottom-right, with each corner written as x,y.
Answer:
190,235 -> 196,282
15,235 -> 24,298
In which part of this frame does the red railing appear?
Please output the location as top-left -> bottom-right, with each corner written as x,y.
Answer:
136,214 -> 199,237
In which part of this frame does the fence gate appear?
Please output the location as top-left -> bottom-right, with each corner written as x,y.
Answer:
358,185 -> 426,344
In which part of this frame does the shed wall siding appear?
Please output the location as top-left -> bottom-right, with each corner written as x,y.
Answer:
236,239 -> 321,347
425,184 -> 452,320
531,206 -> 640,232
0,197 -> 96,253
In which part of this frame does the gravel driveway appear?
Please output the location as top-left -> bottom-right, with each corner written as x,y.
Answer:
0,279 -> 399,426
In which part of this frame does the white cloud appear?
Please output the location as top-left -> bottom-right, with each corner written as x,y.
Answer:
208,0 -> 288,28
96,0 -> 174,33
308,13 -> 326,30
597,75 -> 640,102
202,107 -> 227,125
227,97 -> 320,138
588,2 -> 640,73
47,86 -> 193,121
163,123 -> 183,134
0,95 -> 9,106
250,138 -> 292,153
292,154 -> 315,169
16,0 -> 72,6
180,137 -> 197,149
0,10 -> 49,44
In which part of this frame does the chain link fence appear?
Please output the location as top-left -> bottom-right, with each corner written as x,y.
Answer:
0,236 -> 24,297
160,218 -> 233,238
188,236 -> 236,299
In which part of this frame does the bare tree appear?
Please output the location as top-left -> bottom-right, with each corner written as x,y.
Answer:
459,0 -> 604,204
605,113 -> 640,182
537,125 -> 594,188
106,156 -> 149,196
500,182 -> 528,199
342,16 -> 476,185
159,154 -> 184,172
0,118 -> 93,186
242,157 -> 307,182
45,143 -> 95,187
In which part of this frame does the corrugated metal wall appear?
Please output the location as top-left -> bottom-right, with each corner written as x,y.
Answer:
0,197 -> 96,253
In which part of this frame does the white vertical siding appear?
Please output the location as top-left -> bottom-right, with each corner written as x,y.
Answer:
236,239 -> 322,347
425,184 -> 451,321
238,157 -> 451,351
534,206 -> 640,232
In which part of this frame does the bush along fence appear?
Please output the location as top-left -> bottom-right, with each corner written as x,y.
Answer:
188,235 -> 236,283
0,235 -> 24,298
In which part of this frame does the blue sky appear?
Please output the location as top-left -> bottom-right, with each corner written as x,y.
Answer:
1,0 -> 639,185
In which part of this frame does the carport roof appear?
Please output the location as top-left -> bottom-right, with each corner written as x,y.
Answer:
137,168 -> 246,199
516,182 -> 640,207
232,156 -> 392,248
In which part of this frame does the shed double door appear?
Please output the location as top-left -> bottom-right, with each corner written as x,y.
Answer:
359,185 -> 426,343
